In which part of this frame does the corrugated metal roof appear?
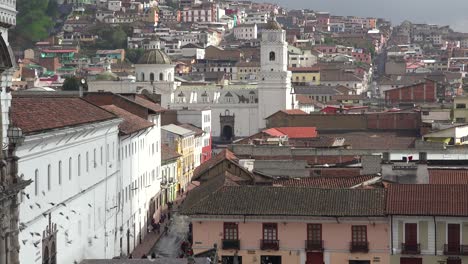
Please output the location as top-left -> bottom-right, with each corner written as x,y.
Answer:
162,124 -> 195,137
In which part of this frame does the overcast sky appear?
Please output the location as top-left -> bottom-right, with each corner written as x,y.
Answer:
269,0 -> 468,32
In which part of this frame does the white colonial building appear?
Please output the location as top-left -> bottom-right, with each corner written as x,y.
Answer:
89,17 -> 296,141
13,95 -> 122,264
233,23 -> 258,40
12,92 -> 164,263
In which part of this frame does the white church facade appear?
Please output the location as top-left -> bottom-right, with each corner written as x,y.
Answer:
89,18 -> 296,141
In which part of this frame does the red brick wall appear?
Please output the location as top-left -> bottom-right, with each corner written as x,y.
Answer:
39,57 -> 60,72
385,80 -> 438,104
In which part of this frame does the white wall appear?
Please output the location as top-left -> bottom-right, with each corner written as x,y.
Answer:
116,117 -> 161,257
18,119 -> 121,263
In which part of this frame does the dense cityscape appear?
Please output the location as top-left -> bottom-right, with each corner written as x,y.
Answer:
1,0 -> 468,264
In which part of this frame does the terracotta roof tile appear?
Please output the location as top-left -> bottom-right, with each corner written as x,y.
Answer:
134,95 -> 165,113
296,94 -> 314,104
192,149 -> 238,180
101,105 -> 153,135
12,96 -> 116,134
161,144 -> 181,162
274,127 -> 318,138
182,186 -> 386,217
273,175 -> 376,188
387,184 -> 468,216
429,169 -> 468,184
282,109 -> 308,115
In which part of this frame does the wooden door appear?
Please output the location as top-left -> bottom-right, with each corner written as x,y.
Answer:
404,223 -> 417,245
306,252 -> 323,264
400,258 -> 422,264
448,224 -> 461,248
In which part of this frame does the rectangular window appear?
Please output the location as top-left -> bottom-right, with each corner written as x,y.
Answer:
352,225 -> 367,242
100,146 -> 103,165
78,155 -> 81,176
224,223 -> 238,240
86,152 -> 89,172
47,165 -> 51,191
263,223 -> 278,240
307,224 -> 321,241
58,161 -> 62,185
35,170 -> 39,196
404,223 -> 417,245
93,149 -> 96,168
69,158 -> 72,180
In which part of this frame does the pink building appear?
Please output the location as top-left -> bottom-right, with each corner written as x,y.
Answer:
182,182 -> 389,264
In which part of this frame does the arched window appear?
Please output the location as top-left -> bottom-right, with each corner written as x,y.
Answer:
35,169 -> 39,196
150,73 -> 155,81
159,73 -> 164,81
269,51 -> 275,61
141,72 -> 145,81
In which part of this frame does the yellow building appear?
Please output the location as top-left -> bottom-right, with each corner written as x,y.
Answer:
453,96 -> 468,123
236,61 -> 261,81
161,124 -> 195,193
290,67 -> 321,85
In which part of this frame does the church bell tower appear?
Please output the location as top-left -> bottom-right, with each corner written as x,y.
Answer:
257,14 -> 295,130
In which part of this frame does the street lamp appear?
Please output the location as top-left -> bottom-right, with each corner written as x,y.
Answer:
7,126 -> 24,146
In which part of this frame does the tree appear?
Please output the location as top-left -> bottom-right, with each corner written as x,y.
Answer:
12,0 -> 57,48
126,48 -> 145,64
62,76 -> 81,91
92,25 -> 128,49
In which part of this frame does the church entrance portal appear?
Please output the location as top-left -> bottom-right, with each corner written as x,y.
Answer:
220,110 -> 235,143
222,125 -> 233,141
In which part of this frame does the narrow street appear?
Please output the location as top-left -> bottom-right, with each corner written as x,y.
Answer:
150,212 -> 191,258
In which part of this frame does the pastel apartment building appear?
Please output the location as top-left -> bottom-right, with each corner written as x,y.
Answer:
387,184 -> 468,264
182,184 -> 389,264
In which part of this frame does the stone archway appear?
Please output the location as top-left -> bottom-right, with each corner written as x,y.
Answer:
0,33 -> 12,74
220,110 -> 235,142
222,125 -> 233,141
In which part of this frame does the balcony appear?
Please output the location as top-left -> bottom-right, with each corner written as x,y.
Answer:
401,243 -> 421,254
350,241 -> 369,253
222,239 -> 240,250
260,239 -> 279,250
305,240 -> 324,251
444,244 -> 468,255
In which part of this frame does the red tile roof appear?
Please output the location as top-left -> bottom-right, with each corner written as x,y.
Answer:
387,184 -> 468,216
161,144 -> 181,162
134,95 -> 165,113
101,105 -> 153,135
296,94 -> 314,104
274,127 -> 318,138
281,109 -> 308,115
274,175 -> 375,188
429,169 -> 468,184
12,96 -> 116,134
263,127 -> 318,138
192,149 -> 238,180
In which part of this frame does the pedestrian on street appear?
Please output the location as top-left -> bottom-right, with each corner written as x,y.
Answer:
142,254 -> 147,259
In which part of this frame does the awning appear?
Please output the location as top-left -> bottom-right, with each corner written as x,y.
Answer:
425,137 -> 451,144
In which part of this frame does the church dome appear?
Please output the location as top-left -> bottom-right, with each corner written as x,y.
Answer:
137,49 -> 172,65
265,19 -> 282,30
